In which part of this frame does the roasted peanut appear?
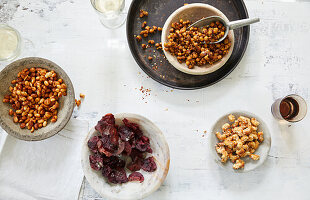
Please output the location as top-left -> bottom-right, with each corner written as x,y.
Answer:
2,68 -> 67,132
80,93 -> 85,98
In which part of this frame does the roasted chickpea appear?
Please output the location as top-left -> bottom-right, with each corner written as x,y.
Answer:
136,35 -> 142,42
163,20 -> 231,68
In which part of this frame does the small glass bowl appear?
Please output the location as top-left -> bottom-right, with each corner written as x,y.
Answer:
0,24 -> 21,61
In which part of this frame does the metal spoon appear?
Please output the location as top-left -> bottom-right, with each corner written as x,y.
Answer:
187,16 -> 260,44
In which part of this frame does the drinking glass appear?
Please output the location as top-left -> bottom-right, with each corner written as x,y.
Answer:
271,94 -> 307,123
90,0 -> 126,29
0,24 -> 21,61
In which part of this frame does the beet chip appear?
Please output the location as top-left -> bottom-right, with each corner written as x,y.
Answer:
109,126 -> 119,147
108,168 -> 128,184
134,136 -> 152,153
118,126 -> 135,141
89,154 -> 103,171
142,157 -> 157,172
102,156 -> 125,169
123,118 -> 143,137
88,136 -> 100,153
102,165 -> 112,177
128,172 -> 144,183
127,157 -> 143,172
130,149 -> 145,161
95,114 -> 115,135
123,141 -> 132,156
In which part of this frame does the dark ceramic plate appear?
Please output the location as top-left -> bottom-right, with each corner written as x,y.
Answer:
126,0 -> 249,90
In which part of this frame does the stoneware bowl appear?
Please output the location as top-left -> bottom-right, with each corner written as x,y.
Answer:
209,111 -> 271,172
0,57 -> 75,141
161,3 -> 235,75
81,113 -> 170,200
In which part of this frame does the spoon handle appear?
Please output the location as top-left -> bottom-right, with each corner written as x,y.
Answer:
228,18 -> 260,30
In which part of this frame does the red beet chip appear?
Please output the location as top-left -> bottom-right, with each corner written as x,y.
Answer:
109,126 -> 119,147
102,134 -> 116,152
108,168 -> 128,184
95,114 -> 115,135
88,136 -> 100,153
114,141 -> 125,156
130,149 -> 145,161
128,172 -> 144,183
118,126 -> 135,141
89,154 -> 103,171
140,135 -> 150,143
97,136 -> 114,157
102,156 -> 126,169
122,141 -> 132,156
142,156 -> 157,172
127,157 -> 143,171
123,118 -> 143,137
135,137 -> 151,152
102,113 -> 115,125
146,146 -> 153,154
102,165 -> 112,177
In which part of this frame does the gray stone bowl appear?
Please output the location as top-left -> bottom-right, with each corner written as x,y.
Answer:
0,57 -> 75,141
161,3 -> 235,75
209,111 -> 271,172
81,113 -> 170,200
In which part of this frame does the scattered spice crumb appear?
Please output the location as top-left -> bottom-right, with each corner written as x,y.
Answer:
139,86 -> 152,101
80,93 -> 85,98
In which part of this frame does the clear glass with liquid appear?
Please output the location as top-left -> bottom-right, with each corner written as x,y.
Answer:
0,24 -> 21,61
90,0 -> 126,29
271,94 -> 307,123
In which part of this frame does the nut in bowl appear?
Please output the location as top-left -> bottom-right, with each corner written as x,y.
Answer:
161,3 -> 234,75
210,111 -> 271,172
0,57 -> 75,141
81,113 -> 170,200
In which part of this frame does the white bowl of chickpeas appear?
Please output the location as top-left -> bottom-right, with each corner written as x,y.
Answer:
161,3 -> 234,75
210,111 -> 271,172
0,57 -> 75,141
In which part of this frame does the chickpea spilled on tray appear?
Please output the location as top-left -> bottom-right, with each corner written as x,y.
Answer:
2,68 -> 67,133
164,19 -> 231,69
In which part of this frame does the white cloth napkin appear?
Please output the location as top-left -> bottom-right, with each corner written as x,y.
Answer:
0,118 -> 88,200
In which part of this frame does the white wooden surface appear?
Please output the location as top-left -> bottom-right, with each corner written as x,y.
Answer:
1,0 -> 310,199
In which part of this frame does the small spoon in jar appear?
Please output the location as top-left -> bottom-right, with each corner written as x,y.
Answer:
187,16 -> 260,44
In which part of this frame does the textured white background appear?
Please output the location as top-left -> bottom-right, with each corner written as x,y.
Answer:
0,0 -> 310,199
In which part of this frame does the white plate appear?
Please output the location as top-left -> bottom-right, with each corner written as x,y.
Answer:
209,111 -> 271,172
81,113 -> 170,200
